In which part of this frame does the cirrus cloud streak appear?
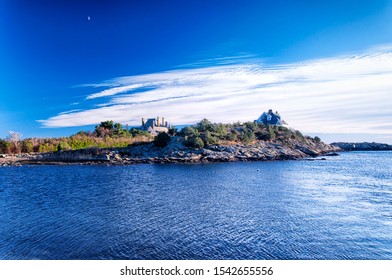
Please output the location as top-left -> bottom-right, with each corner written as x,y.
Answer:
40,50 -> 392,138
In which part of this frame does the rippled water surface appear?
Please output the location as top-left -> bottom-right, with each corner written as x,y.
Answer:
1,151 -> 392,259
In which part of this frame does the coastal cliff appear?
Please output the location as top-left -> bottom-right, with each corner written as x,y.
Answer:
1,136 -> 340,166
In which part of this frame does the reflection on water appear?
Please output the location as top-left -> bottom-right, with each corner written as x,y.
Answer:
0,151 -> 392,259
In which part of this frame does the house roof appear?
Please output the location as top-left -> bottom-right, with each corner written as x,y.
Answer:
143,118 -> 156,128
256,110 -> 288,126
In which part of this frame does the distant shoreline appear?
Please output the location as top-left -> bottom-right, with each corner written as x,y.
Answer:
330,142 -> 392,151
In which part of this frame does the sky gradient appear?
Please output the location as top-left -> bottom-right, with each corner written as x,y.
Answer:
1,0 -> 392,143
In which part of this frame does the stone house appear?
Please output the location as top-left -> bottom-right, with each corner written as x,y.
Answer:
141,117 -> 170,136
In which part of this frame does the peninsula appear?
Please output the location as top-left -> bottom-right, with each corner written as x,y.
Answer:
1,113 -> 340,166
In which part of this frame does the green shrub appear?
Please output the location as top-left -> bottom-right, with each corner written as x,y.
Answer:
227,131 -> 239,141
57,142 -> 72,152
255,131 -> 270,141
154,132 -> 171,147
202,131 -> 218,146
39,143 -> 57,153
244,121 -> 258,132
21,140 -> 34,153
295,130 -> 304,139
0,139 -> 10,154
113,122 -> 125,136
185,136 -> 204,148
180,126 -> 200,139
130,128 -> 152,138
241,131 -> 256,144
215,123 -> 228,139
267,125 -> 276,140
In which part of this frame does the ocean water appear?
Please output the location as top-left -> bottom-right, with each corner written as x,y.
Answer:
0,151 -> 392,260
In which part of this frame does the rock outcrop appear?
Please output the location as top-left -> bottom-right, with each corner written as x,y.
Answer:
1,137 -> 340,166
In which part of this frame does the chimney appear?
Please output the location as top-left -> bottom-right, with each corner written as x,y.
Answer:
142,118 -> 145,126
162,117 -> 165,127
157,117 -> 160,126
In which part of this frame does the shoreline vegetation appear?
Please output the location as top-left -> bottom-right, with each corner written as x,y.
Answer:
2,118 -> 387,167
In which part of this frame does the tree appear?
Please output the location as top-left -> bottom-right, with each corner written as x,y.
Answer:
196,118 -> 214,132
113,122 -> 124,136
314,136 -> 321,143
99,120 -> 114,130
73,130 -> 93,137
7,131 -> 22,153
94,120 -> 114,137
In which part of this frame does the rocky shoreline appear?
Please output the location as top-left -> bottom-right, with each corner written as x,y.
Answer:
1,137 -> 340,166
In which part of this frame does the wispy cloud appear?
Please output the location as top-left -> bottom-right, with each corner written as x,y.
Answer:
39,50 -> 392,137
86,84 -> 145,99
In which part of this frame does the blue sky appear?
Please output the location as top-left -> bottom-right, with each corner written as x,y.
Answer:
1,0 -> 392,143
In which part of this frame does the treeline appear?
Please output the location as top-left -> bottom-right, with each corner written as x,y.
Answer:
152,118 -> 320,148
177,118 -> 314,148
0,121 -> 153,154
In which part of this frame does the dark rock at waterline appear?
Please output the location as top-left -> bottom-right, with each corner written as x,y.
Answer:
325,152 -> 339,156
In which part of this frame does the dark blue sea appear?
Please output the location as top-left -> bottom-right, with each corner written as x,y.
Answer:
1,151 -> 392,260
